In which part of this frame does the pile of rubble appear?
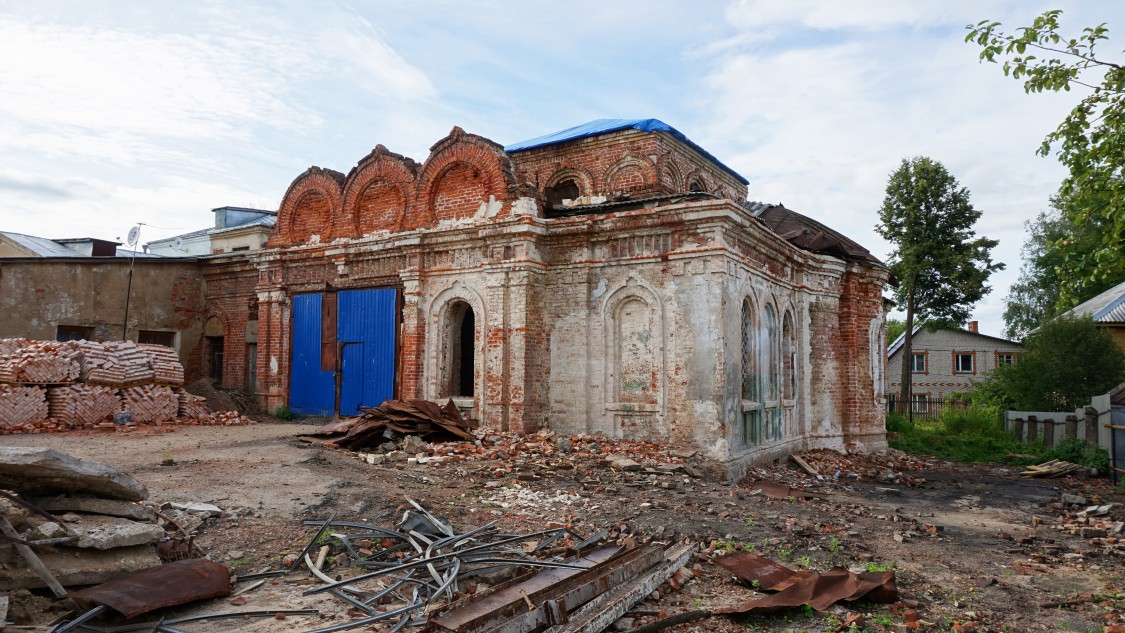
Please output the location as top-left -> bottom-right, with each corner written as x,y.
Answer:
0,337 -> 253,433
0,447 -> 167,594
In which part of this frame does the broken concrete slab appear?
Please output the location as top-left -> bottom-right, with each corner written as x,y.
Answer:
62,515 -> 164,550
606,455 -> 642,472
29,494 -> 156,522
0,447 -> 147,501
0,544 -> 160,590
169,502 -> 221,517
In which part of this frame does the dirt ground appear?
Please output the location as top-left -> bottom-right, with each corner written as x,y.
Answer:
4,421 -> 1124,632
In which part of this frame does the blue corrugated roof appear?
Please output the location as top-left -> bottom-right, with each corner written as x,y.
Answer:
1062,279 -> 1125,324
504,118 -> 749,186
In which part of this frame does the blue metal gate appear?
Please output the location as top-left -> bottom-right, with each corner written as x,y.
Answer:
290,289 -> 397,416
337,289 -> 397,415
289,294 -> 336,415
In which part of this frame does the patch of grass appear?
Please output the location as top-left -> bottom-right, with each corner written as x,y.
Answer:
1045,437 -> 1109,471
865,560 -> 895,572
888,406 -> 1051,464
274,405 -> 296,421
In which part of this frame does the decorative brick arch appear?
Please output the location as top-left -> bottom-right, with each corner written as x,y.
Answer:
424,281 -> 489,416
683,168 -> 712,194
272,167 -> 345,246
412,127 -> 518,229
545,166 -> 595,197
342,145 -> 419,237
656,153 -> 683,193
604,156 -> 657,195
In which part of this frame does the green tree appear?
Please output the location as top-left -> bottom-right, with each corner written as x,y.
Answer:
991,315 -> 1124,410
1003,197 -> 1119,339
877,157 -> 1004,409
967,11 -> 1125,303
886,318 -> 906,345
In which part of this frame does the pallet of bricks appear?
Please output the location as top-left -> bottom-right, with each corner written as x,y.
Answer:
0,338 -> 252,433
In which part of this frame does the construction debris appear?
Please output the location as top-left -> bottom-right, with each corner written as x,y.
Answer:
70,558 -> 231,618
1022,459 -> 1084,478
305,399 -> 478,448
714,551 -> 898,613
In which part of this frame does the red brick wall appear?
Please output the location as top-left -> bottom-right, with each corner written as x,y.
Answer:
431,162 -> 490,222
272,168 -> 345,246
508,129 -> 748,202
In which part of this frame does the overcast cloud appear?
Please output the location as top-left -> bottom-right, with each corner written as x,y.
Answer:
1,0 -> 1121,335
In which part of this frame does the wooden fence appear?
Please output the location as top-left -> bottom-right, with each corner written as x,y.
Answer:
885,396 -> 970,420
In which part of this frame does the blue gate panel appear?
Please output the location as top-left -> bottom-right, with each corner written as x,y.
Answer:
337,288 -> 397,413
338,343 -> 365,417
289,294 -> 336,415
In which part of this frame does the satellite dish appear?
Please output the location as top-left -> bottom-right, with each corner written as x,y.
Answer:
172,237 -> 184,251
126,225 -> 141,247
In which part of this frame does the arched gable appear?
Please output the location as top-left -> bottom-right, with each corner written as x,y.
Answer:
604,156 -> 657,196
272,167 -> 345,246
412,127 -> 518,229
341,145 -> 419,237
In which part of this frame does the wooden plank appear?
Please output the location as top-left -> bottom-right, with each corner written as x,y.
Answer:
790,454 -> 819,476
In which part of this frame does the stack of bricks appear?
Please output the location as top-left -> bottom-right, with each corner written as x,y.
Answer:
0,338 -> 250,434
0,385 -> 49,427
175,387 -> 208,419
0,340 -> 81,383
139,344 -> 184,385
46,384 -> 122,428
76,340 -> 155,385
119,384 -> 179,423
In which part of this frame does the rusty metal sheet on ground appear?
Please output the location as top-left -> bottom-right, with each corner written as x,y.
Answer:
71,558 -> 231,619
718,566 -> 897,615
714,552 -> 812,592
748,480 -> 826,500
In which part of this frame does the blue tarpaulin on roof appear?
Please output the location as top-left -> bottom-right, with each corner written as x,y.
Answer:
504,118 -> 749,185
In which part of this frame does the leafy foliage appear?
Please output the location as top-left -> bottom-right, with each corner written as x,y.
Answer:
877,157 -> 1003,404
985,314 -> 1124,410
1002,199 -> 1118,339
886,318 -> 906,345
967,11 -> 1125,303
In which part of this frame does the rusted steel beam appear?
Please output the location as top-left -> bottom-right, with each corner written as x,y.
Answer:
544,543 -> 695,633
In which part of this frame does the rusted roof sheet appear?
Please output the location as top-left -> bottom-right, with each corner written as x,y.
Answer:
745,202 -> 884,267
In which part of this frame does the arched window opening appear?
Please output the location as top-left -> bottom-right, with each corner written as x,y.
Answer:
782,312 -> 796,400
762,305 -> 779,401
448,302 -> 475,397
545,178 -> 581,207
688,179 -> 706,193
740,298 -> 761,446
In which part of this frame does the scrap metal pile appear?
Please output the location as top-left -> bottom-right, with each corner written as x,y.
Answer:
45,499 -> 692,633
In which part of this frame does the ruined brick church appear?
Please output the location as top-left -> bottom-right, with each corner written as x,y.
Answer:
204,119 -> 890,478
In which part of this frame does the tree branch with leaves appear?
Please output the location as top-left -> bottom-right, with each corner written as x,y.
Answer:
967,10 -> 1125,303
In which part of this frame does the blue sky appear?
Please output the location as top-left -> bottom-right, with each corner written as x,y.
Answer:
2,0 -> 1123,335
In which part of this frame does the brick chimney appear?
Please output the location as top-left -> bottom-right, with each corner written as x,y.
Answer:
967,320 -> 978,333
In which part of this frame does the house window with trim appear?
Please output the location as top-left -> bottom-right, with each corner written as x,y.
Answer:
910,353 -> 926,373
995,352 -> 1015,366
954,352 -> 975,374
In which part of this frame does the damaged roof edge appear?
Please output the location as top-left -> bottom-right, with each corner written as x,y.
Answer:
504,118 -> 749,186
744,202 -> 885,269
